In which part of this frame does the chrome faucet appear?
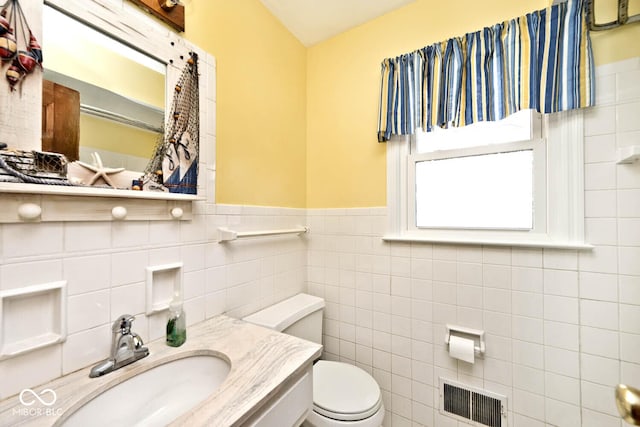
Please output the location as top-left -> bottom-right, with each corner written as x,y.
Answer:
89,314 -> 149,378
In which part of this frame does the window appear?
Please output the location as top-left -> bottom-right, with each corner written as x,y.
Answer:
413,148 -> 536,229
385,109 -> 591,249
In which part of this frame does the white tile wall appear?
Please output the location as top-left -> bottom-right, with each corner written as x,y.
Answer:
306,58 -> 640,427
0,205 -> 307,399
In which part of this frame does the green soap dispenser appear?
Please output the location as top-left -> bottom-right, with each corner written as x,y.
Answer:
166,290 -> 186,347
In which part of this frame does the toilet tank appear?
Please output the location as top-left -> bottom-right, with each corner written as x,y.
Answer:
243,293 -> 325,345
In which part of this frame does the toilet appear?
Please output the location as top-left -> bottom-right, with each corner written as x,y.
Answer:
243,293 -> 385,427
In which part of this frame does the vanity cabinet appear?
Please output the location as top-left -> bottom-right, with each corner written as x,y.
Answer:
244,367 -> 313,427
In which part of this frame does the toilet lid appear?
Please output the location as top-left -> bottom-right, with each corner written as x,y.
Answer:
313,361 -> 382,421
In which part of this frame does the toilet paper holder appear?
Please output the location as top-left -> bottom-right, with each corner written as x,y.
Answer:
445,324 -> 485,358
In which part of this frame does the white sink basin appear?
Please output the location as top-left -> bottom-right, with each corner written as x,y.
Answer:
63,355 -> 230,427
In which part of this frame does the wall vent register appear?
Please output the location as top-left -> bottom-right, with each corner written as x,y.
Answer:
439,378 -> 507,427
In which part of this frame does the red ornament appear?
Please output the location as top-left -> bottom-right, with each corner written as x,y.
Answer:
1,2 -> 42,89
28,31 -> 42,64
0,30 -> 16,60
17,50 -> 36,73
0,14 -> 10,35
6,62 -> 24,89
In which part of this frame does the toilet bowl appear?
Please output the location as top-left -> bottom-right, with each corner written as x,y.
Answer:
303,360 -> 384,427
243,293 -> 384,427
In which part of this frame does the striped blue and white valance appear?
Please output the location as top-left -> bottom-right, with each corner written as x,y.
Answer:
377,0 -> 595,142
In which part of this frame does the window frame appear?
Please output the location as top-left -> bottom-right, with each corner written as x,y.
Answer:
384,109 -> 592,249
408,138 -> 546,233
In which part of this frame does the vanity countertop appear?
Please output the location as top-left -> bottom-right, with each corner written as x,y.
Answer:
0,315 -> 322,427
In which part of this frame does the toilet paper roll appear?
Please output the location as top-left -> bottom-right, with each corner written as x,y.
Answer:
449,335 -> 475,363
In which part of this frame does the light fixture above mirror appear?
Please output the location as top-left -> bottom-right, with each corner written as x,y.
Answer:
128,0 -> 185,32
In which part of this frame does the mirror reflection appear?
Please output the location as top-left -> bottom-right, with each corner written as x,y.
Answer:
41,5 -> 165,173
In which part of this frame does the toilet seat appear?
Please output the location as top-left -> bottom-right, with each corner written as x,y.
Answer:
312,361 -> 382,422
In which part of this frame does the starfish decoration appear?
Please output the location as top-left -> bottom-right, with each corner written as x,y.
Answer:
76,152 -> 125,188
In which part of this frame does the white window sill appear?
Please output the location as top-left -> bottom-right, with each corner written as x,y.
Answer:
382,233 -> 593,250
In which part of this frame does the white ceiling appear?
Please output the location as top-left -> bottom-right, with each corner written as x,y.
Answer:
259,0 -> 416,47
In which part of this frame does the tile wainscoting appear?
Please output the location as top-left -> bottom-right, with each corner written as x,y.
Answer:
305,57 -> 640,427
0,204 -> 307,399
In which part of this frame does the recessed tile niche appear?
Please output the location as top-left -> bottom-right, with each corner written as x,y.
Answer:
0,281 -> 67,360
145,263 -> 183,315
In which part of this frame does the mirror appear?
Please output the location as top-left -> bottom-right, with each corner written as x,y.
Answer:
0,0 -> 208,213
41,4 -> 165,173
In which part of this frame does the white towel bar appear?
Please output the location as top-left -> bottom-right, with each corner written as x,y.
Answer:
217,226 -> 309,242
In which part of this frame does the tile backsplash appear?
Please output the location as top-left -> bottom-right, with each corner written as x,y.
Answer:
0,204 -> 307,398
307,57 -> 640,427
0,56 -> 639,427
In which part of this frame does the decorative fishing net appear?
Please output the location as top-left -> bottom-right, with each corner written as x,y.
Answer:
144,52 -> 199,194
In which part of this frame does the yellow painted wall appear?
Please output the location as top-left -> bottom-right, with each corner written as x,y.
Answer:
306,0 -> 640,208
184,0 -> 307,207
178,0 -> 639,208
43,23 -> 164,108
80,115 -> 157,158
